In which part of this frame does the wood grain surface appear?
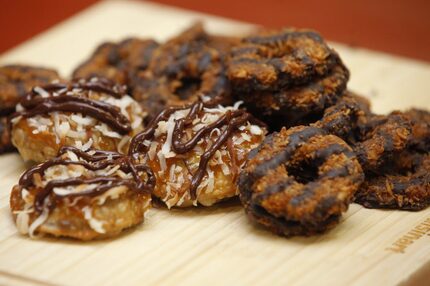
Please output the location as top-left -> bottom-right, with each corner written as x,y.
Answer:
0,1 -> 429,285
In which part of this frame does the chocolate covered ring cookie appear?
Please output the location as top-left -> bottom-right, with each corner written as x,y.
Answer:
0,65 -> 61,116
353,112 -> 412,173
133,23 -> 234,120
72,38 -> 159,84
237,62 -> 349,129
239,126 -> 364,236
314,91 -> 372,143
355,151 -> 430,211
228,29 -> 339,92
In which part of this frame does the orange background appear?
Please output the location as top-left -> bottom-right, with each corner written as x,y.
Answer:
0,0 -> 429,62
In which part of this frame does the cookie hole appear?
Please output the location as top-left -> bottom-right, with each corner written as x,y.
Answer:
287,161 -> 319,184
175,77 -> 202,100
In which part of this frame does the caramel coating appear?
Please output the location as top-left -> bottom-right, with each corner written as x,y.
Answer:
72,38 -> 159,84
238,63 -> 349,129
0,65 -> 60,116
355,152 -> 430,211
314,91 -> 372,143
402,108 -> 430,152
228,29 -> 338,92
239,126 -> 364,236
133,23 -> 235,121
354,112 -> 412,173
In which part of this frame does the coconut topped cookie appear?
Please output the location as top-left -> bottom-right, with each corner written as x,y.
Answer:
10,77 -> 146,162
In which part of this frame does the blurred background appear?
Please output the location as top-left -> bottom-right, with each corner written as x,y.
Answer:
1,0 -> 429,61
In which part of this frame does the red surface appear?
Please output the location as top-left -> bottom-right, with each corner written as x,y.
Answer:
0,0 -> 99,53
149,0 -> 430,62
0,0 -> 429,62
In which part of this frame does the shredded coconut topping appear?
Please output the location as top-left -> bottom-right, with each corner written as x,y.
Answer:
12,79 -> 145,153
82,206 -> 105,234
143,102 -> 266,207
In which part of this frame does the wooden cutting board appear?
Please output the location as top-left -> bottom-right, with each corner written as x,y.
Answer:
0,1 -> 429,285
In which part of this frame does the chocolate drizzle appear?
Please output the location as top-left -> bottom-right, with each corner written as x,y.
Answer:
11,78 -> 132,134
19,146 -> 155,213
129,100 -> 263,200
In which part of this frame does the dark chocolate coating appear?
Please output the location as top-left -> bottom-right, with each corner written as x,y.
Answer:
72,38 -> 159,85
19,146 -> 155,213
133,23 -> 235,121
0,65 -> 60,116
355,151 -> 430,211
129,100 -> 262,199
0,117 -> 14,154
228,29 -> 338,92
237,62 -> 349,129
238,126 -> 364,237
11,78 -> 132,135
